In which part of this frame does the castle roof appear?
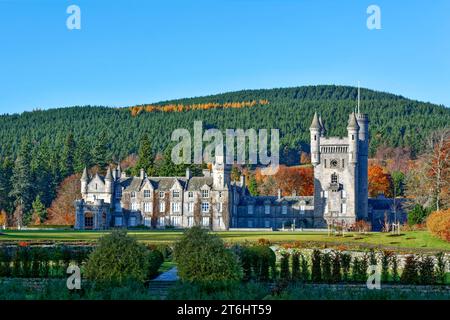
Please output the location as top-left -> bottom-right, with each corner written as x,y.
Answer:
310,112 -> 321,130
105,167 -> 113,180
81,167 -> 88,181
347,112 -> 360,129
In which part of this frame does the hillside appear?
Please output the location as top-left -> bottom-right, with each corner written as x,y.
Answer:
0,85 -> 448,163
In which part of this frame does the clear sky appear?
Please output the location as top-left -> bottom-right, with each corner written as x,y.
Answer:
0,0 -> 449,114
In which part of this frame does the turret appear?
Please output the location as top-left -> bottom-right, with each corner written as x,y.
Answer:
309,112 -> 321,166
356,113 -> 369,155
116,162 -> 122,179
81,167 -> 89,195
347,112 -> 360,164
105,166 -> 113,194
213,154 -> 230,189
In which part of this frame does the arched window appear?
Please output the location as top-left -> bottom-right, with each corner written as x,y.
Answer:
331,173 -> 338,184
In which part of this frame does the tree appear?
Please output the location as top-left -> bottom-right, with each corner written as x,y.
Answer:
45,173 -> 81,225
407,204 -> 430,226
231,166 -> 241,182
390,171 -> 405,197
92,131 -> 109,170
31,195 -> 47,225
60,133 -> 76,177
0,157 -> 14,215
426,208 -> 450,242
368,164 -> 391,197
74,136 -> 91,173
85,230 -> 153,284
247,174 -> 259,196
9,139 -> 34,225
132,134 -> 154,176
0,210 -> 7,228
173,226 -> 242,283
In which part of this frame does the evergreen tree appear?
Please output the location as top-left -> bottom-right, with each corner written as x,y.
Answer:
60,133 -> 76,177
9,139 -> 35,225
133,134 -> 154,176
0,157 -> 14,214
31,195 -> 47,224
92,131 -> 109,170
74,136 -> 91,173
31,141 -> 55,207
247,174 -> 259,196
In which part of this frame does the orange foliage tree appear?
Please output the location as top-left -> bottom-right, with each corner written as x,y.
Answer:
426,208 -> 450,242
368,164 -> 392,197
45,173 -> 81,226
255,165 -> 313,196
0,210 -> 6,227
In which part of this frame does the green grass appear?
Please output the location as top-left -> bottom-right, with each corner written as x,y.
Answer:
1,229 -> 449,252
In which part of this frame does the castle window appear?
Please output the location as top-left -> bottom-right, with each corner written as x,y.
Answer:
264,220 -> 271,228
172,190 -> 180,198
95,183 -> 97,190
188,191 -> 194,198
201,202 -> 210,213
144,202 -> 152,213
324,159 -> 327,168
171,202 -> 180,213
282,205 -> 287,215
314,135 -> 317,141
342,203 -> 347,214
352,135 -> 355,140
131,191 -> 136,198
265,205 -> 271,215
129,217 -> 137,227
159,202 -> 165,213
158,217 -> 165,227
248,205 -> 254,215
219,191 -> 223,198
115,188 -> 122,199
331,173 -> 338,184
144,190 -> 151,198
248,220 -> 254,228
159,191 -> 165,198
342,159 -> 345,168
144,217 -> 151,227
202,190 -> 209,198
300,205 -> 305,214
131,202 -> 139,211
188,202 -> 194,213
187,216 -> 194,227
342,190 -> 347,198
202,217 -> 209,227
218,202 -> 223,213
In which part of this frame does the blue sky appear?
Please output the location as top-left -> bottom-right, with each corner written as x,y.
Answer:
0,0 -> 449,114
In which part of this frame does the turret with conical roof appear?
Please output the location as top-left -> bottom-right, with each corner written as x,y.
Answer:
81,167 -> 89,195
347,112 -> 359,164
309,112 -> 321,166
105,167 -> 113,194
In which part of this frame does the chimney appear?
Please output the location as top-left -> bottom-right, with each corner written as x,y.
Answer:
278,189 -> 281,200
186,167 -> 192,179
140,168 -> 145,179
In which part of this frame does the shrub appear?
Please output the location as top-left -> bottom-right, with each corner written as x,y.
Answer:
352,255 -> 368,283
311,250 -> 322,283
340,253 -> 351,282
291,252 -> 300,281
148,250 -> 164,279
331,251 -> 341,283
352,220 -> 371,233
279,252 -> 290,282
391,255 -> 400,282
419,255 -> 436,285
300,254 -> 310,282
435,252 -> 447,284
173,226 -> 242,283
321,252 -> 332,283
381,250 -> 393,282
400,255 -> 419,284
408,204 -> 431,226
85,230 -> 153,284
427,209 -> 450,242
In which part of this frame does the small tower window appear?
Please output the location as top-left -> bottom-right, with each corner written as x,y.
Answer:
342,159 -> 345,168
331,173 -> 338,184
314,135 -> 317,141
352,135 -> 355,140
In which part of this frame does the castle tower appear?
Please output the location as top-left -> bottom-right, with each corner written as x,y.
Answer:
105,166 -> 113,194
212,154 -> 231,190
309,112 -> 321,166
81,167 -> 89,196
347,112 -> 359,165
356,113 -> 369,219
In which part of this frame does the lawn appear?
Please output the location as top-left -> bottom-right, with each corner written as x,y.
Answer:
1,229 -> 449,252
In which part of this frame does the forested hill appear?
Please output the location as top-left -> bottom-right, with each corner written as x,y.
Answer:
0,85 -> 449,164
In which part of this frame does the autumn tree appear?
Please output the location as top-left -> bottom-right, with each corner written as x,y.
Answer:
45,173 -> 81,226
368,164 -> 391,197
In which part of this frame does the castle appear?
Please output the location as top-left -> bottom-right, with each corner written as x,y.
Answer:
75,111 -> 404,231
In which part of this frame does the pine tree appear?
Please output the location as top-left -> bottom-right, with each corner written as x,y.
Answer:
31,195 -> 47,224
133,134 -> 154,176
0,157 -> 14,214
92,131 -> 109,170
248,174 -> 259,196
74,136 -> 91,173
60,133 -> 76,177
9,139 -> 35,225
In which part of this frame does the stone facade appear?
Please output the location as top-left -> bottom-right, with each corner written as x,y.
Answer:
75,112 -> 405,230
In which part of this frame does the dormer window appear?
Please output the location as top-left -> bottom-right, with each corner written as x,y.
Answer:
201,190 -> 209,198
131,191 -> 136,198
159,191 -> 165,198
188,191 -> 194,199
172,190 -> 180,198
144,190 -> 151,198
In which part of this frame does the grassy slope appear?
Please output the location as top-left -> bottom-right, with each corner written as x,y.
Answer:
1,230 -> 449,252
